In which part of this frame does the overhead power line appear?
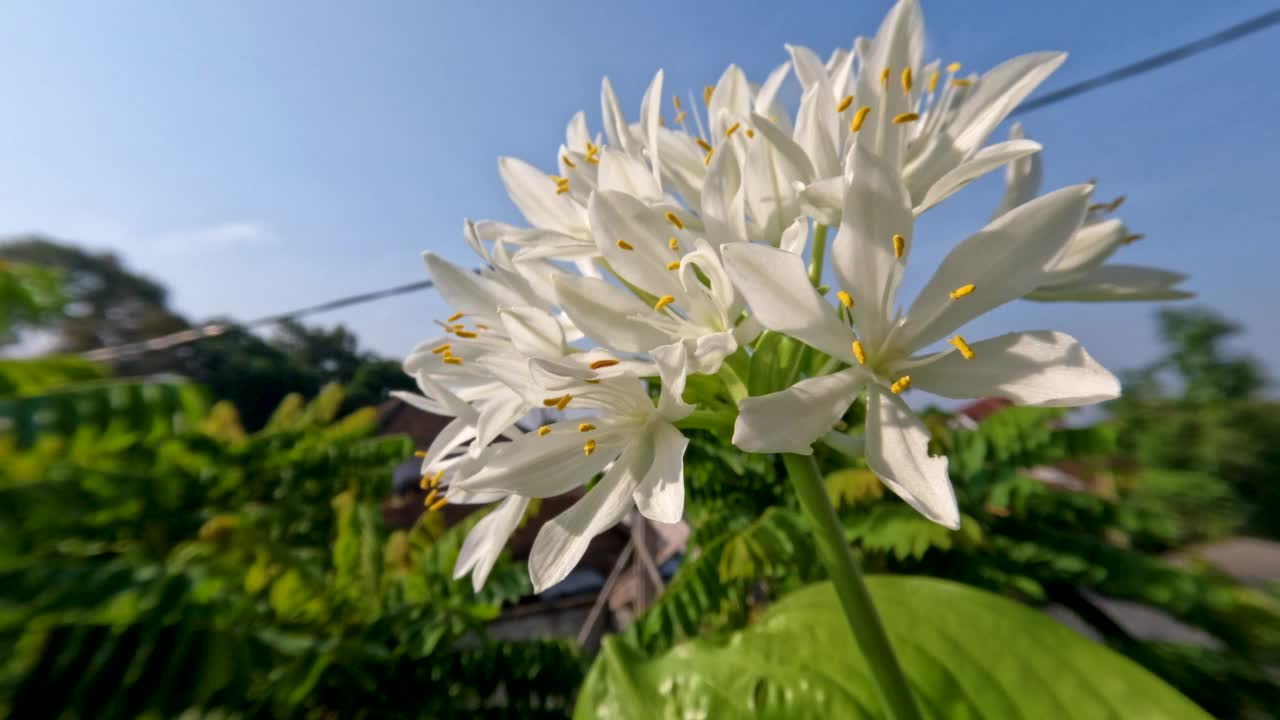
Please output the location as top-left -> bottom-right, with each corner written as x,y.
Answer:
78,9 -> 1280,362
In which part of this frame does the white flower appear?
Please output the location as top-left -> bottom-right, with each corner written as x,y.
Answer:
452,345 -> 692,592
723,146 -> 1120,528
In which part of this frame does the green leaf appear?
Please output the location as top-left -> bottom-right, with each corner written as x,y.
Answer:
578,577 -> 1211,719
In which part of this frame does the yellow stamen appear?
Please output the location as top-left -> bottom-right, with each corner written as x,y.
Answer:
414,450 -> 427,458
946,62 -> 962,73
538,426 -> 551,436
836,290 -> 854,308
892,234 -> 905,259
589,358 -> 620,370
850,106 -> 871,132
703,85 -> 714,105
901,67 -> 913,94
672,94 -> 682,110
1122,233 -> 1145,245
890,375 -> 912,394
948,335 -> 975,360
550,174 -> 565,183
562,155 -> 575,168
556,394 -> 572,411
542,394 -> 569,408
431,343 -> 451,355
424,488 -> 438,504
583,439 -> 597,456
616,239 -> 634,251
950,78 -> 972,88
658,115 -> 665,127
694,138 -> 712,153
880,66 -> 890,87
556,185 -> 570,195
428,497 -> 448,513
664,212 -> 684,229
475,323 -> 489,330
653,294 -> 675,311
725,121 -> 741,137
703,149 -> 713,166
667,260 -> 680,271
453,330 -> 477,339
578,423 -> 596,432
892,112 -> 919,124
836,94 -> 854,112
928,70 -> 939,94
429,469 -> 443,488
668,236 -> 679,251
674,110 -> 687,124
447,311 -> 464,322
442,356 -> 463,365
852,340 -> 866,365
1109,195 -> 1126,211
949,283 -> 976,299
745,128 -> 754,138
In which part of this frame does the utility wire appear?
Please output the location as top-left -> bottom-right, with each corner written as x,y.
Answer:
79,8 -> 1280,362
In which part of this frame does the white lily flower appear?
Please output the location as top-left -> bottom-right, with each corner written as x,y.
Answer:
452,345 -> 692,592
723,146 -> 1120,528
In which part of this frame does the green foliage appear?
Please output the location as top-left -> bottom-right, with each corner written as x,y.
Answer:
0,355 -> 108,396
580,578 -> 1210,719
0,258 -> 65,344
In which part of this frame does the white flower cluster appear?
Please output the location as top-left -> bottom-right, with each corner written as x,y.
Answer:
399,0 -> 1188,592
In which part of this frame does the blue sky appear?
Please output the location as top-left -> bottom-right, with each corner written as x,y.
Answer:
0,0 -> 1275,383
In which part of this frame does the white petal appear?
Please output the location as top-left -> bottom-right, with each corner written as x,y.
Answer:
528,441 -> 648,592
949,52 -> 1067,157
640,69 -> 664,187
830,144 -> 914,350
898,184 -> 1092,351
597,147 -> 663,203
457,420 -> 624,497
423,252 -> 524,317
794,83 -> 841,179
1048,219 -> 1127,276
780,217 -> 810,256
908,330 -> 1121,407
914,139 -> 1042,215
633,422 -> 688,523
553,274 -> 671,353
688,330 -> 738,376
732,368 -> 864,455
708,65 -> 752,138
991,122 -> 1043,218
454,495 -> 530,592
721,243 -> 855,362
474,390 -> 530,448
1028,265 -> 1193,302
651,341 -> 693,420
865,388 -> 959,529
798,176 -> 844,226
566,111 -> 590,151
497,156 -> 587,236
701,142 -> 748,246
600,76 -> 637,156
499,306 -> 567,359
786,44 -> 828,93
590,190 -> 684,300
753,61 -> 791,117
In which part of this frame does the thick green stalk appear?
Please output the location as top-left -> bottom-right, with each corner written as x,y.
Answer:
782,453 -> 923,720
807,223 -> 829,286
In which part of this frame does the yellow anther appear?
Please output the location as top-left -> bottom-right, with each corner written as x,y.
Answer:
852,340 -> 866,365
892,112 -> 920,124
892,234 -> 905,259
414,450 -> 427,458
556,394 -> 572,411
616,239 -> 634,251
703,149 -> 714,166
542,394 -> 568,408
578,423 -> 596,432
1122,233 -> 1145,245
664,212 -> 684,229
890,375 -> 912,394
562,155 -> 575,168
880,66 -> 890,87
667,260 -> 681,271
672,94 -> 682,110
537,426 -> 551,436
556,185 -> 570,195
946,62 -> 962,73
429,469 -> 443,488
949,283 -> 976,299
589,358 -> 620,370
550,174 -> 566,183
475,323 -> 489,330
703,85 -> 714,105
836,94 -> 854,112
453,330 -> 478,339
694,137 -> 712,153
442,356 -> 463,365
950,78 -> 972,88
901,67 -> 913,94
424,488 -> 438,504
948,335 -> 975,360
653,294 -> 675,311
850,106 -> 871,132
674,110 -> 687,124
836,290 -> 854,308
658,115 -> 665,127
431,343 -> 451,355
447,311 -> 464,322
668,236 -> 679,250
725,121 -> 741,137
583,438 -> 597,456
745,128 -> 755,138
1087,203 -> 1108,212
419,475 -> 431,490
928,70 -> 939,94
428,497 -> 448,513
1109,195 -> 1126,211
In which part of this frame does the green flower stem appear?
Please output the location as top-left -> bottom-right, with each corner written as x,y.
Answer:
783,453 -> 923,720
673,408 -> 735,434
808,223 -> 829,286
717,363 -> 749,403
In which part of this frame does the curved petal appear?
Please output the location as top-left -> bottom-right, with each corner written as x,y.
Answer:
949,52 -> 1067,157
454,495 -> 530,592
865,388 -> 958,529
598,147 -> 663,203
600,76 -> 638,156
708,64 -> 752,138
499,306 -> 567,359
1029,265 -> 1193,302
794,82 -> 841,179
639,69 -> 664,186
652,341 -> 693,420
914,139 -> 1042,215
528,440 -> 649,592
786,43 -> 828,94
721,243 -> 855,363
907,330 -> 1121,407
553,274 -> 671,353
991,122 -> 1043,218
497,156 -> 587,236
423,252 -> 524,317
898,183 -> 1092,351
457,420 -> 624,497
590,190 -> 685,300
1049,219 -> 1127,277
780,217 -> 810,256
701,142 -> 748,246
633,422 -> 688,523
732,368 -> 864,455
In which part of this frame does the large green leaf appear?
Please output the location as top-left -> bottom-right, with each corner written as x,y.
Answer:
577,576 -> 1210,719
